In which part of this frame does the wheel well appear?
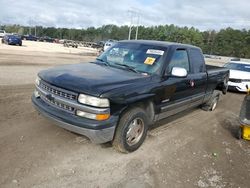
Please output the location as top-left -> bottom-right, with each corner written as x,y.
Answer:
120,100 -> 155,126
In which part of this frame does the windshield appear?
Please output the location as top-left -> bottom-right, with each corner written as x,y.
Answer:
97,42 -> 167,74
224,62 -> 250,72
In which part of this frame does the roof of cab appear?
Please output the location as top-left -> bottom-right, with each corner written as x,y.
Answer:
119,40 -> 200,49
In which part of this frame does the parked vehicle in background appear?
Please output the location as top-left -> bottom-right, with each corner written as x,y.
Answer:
63,40 -> 78,48
54,39 -> 60,43
3,34 -> 22,46
0,30 -> 6,38
39,36 -> 54,43
104,40 -> 117,51
224,61 -> 250,92
230,58 -> 241,61
22,35 -> 38,41
96,41 -> 105,48
92,41 -> 105,49
32,40 -> 229,153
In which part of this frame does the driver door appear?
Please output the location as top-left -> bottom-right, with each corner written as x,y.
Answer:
158,48 -> 195,120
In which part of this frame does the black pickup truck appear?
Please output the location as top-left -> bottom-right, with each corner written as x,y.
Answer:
32,40 -> 229,153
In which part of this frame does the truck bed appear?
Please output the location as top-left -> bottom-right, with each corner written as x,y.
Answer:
206,64 -> 228,75
205,64 -> 229,94
206,64 -> 224,70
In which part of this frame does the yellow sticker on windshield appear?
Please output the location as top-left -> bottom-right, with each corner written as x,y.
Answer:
144,57 -> 156,65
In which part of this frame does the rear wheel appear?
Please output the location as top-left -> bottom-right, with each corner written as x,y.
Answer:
210,97 -> 218,111
222,77 -> 229,94
202,91 -> 220,111
112,107 -> 149,153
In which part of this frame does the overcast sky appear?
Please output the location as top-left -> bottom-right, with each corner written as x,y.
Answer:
0,0 -> 249,30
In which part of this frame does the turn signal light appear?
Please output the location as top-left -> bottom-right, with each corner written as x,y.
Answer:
96,114 -> 110,121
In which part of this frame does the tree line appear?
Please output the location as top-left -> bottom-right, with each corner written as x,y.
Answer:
1,24 -> 250,58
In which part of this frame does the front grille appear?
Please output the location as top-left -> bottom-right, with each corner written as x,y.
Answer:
229,78 -> 242,83
40,82 -> 77,100
38,81 -> 77,113
242,79 -> 250,82
41,95 -> 75,112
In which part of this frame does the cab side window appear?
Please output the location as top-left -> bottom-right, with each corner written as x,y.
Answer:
168,49 -> 190,73
189,48 -> 205,73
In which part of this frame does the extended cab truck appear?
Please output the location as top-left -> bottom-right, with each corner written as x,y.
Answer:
32,40 -> 229,153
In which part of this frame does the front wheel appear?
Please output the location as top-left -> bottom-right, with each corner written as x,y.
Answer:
112,107 -> 149,153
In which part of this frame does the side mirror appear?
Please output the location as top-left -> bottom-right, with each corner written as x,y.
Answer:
171,67 -> 188,78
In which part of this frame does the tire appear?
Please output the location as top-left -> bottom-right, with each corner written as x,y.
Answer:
237,127 -> 242,140
202,91 -> 220,111
112,107 -> 149,153
222,77 -> 228,95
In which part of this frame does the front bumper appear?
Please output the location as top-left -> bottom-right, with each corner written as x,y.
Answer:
32,95 -> 118,143
228,81 -> 250,92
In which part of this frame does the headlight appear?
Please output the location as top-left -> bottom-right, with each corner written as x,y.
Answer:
34,89 -> 40,98
35,76 -> 41,86
78,94 -> 109,107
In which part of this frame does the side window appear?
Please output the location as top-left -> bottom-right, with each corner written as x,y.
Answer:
189,48 -> 205,73
168,49 -> 190,72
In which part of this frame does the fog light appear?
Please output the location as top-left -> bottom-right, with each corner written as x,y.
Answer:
76,110 -> 110,121
76,110 -> 96,120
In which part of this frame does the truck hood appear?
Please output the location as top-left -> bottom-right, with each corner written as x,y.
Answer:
38,63 -> 151,96
229,69 -> 250,79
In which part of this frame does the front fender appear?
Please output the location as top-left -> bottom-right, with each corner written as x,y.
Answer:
110,93 -> 155,105
125,93 -> 155,104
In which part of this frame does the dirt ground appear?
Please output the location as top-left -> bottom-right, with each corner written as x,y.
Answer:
0,41 -> 250,188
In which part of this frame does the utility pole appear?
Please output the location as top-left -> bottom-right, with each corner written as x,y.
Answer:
29,18 -> 32,35
135,14 -> 140,40
128,8 -> 140,40
128,10 -> 134,40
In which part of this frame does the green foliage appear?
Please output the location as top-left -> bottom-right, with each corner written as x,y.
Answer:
1,24 -> 250,58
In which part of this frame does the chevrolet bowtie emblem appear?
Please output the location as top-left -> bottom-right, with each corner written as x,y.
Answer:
46,94 -> 54,101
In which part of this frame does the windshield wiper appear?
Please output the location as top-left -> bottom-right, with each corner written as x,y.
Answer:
96,58 -> 110,66
114,63 -> 139,73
